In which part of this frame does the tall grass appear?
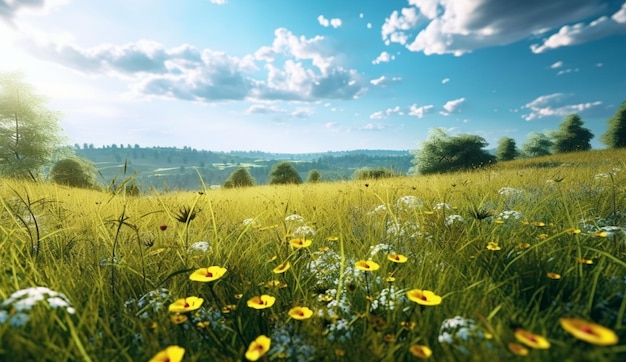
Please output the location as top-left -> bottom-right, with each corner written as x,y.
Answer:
1,148 -> 625,361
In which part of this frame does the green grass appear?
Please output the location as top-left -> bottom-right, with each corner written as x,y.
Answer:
1,148 -> 626,361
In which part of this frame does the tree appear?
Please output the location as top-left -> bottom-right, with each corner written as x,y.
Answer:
49,157 -> 98,189
601,100 -> 626,148
520,132 -> 553,158
552,114 -> 593,153
353,167 -> 397,180
0,72 -> 63,180
496,137 -> 518,161
223,167 -> 255,188
410,128 -> 496,175
306,169 -> 322,183
269,162 -> 302,185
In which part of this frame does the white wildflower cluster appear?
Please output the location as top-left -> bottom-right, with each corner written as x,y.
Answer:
369,243 -> 393,257
99,257 -> 121,266
396,195 -> 424,210
325,317 -> 353,343
579,216 -> 626,238
368,204 -> 387,216
594,173 -> 610,180
495,210 -> 523,223
292,225 -> 316,238
0,287 -> 75,327
498,187 -> 522,197
445,215 -> 465,226
187,307 -> 228,333
187,241 -> 210,254
124,288 -> 170,319
386,220 -> 421,238
285,214 -> 305,223
369,286 -> 403,312
434,202 -> 452,210
270,324 -> 316,361
242,218 -> 257,227
438,316 -> 491,355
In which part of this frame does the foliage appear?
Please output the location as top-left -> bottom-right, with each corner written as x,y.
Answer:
268,161 -> 302,185
553,114 -> 594,153
49,157 -> 98,189
223,167 -> 255,188
520,132 -> 554,158
306,169 -> 322,183
353,167 -> 398,180
601,100 -> 626,148
0,72 -> 63,180
410,128 -> 496,174
496,137 -> 518,161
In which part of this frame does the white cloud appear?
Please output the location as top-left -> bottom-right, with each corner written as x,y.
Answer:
372,51 -> 395,64
408,104 -> 433,118
209,0 -> 227,4
550,61 -> 564,69
361,123 -> 385,131
318,15 -> 342,28
246,104 -> 287,115
381,7 -> 420,45
291,108 -> 313,119
367,23 -> 372,29
369,111 -> 385,119
557,68 -> 579,75
0,0 -> 68,23
369,75 -> 401,86
441,77 -> 450,84
440,97 -> 465,115
359,13 -> 364,19
522,93 -> 602,120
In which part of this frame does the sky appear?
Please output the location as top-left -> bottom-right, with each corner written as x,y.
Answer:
1,0 -> 626,153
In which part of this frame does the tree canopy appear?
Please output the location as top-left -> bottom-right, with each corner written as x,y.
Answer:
306,169 -> 322,183
552,114 -> 593,153
496,137 -> 518,161
50,157 -> 98,189
223,167 -> 255,188
520,132 -> 553,158
0,72 -> 63,180
269,162 -> 302,185
410,128 -> 496,175
601,100 -> 626,148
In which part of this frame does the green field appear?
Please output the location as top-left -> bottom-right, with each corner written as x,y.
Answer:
1,149 -> 625,361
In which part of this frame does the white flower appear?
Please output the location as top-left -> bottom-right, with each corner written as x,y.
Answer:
187,241 -> 210,253
242,218 -> 255,226
498,187 -> 522,197
293,225 -> 316,237
434,202 -> 452,210
285,214 -> 305,222
445,214 -> 464,226
594,173 -> 610,180
396,196 -> 423,209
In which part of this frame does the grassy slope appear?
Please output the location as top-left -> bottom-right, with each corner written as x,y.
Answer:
1,148 -> 625,361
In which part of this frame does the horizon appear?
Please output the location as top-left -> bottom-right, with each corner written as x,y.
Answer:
2,0 -> 625,153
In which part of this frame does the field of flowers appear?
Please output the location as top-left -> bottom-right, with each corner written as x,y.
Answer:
1,149 -> 625,361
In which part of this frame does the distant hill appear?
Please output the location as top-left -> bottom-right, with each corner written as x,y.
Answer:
74,145 -> 413,191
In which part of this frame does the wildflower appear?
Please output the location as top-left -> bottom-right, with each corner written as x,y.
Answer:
289,238 -> 312,248
445,214 -> 464,226
487,242 -> 501,251
559,318 -> 619,346
187,241 -> 210,253
170,314 -> 188,324
234,293 -> 243,299
245,335 -> 271,361
168,297 -> 203,313
590,231 -> 608,237
189,266 -> 227,282
518,242 -> 531,250
547,272 -> 561,280
355,260 -> 380,271
386,275 -> 396,282
273,261 -> 291,274
196,321 -> 210,328
335,349 -> 346,357
538,233 -> 549,239
514,328 -> 550,349
318,246 -> 330,252
387,253 -> 408,263
401,321 -> 416,331
407,289 -> 442,306
383,333 -> 396,343
409,344 -> 432,359
149,345 -> 185,362
565,228 -> 581,235
266,255 -> 277,263
508,342 -> 529,356
532,221 -> 545,227
288,306 -> 314,320
159,225 -> 167,231
577,258 -> 593,265
247,295 -> 276,309
326,236 -> 339,241
285,214 -> 304,222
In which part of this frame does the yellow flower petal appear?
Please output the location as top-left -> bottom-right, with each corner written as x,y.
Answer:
487,242 -> 501,251
387,253 -> 408,263
189,266 -> 227,282
288,306 -> 314,320
507,342 -> 529,356
247,295 -> 276,309
289,238 -> 312,248
149,345 -> 185,362
559,318 -> 619,346
355,260 -> 380,271
409,344 -> 432,359
245,335 -> 271,361
168,296 -> 204,313
406,289 -> 442,306
514,328 -> 550,349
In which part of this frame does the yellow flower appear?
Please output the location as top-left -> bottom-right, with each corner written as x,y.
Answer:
406,289 -> 442,306
245,335 -> 271,361
487,242 -> 501,251
170,314 -> 188,324
401,321 -> 416,331
577,258 -> 593,265
590,231 -> 607,237
409,344 -> 432,359
326,236 -> 339,241
168,296 -> 204,313
538,233 -> 549,239
273,260 -> 291,274
289,238 -> 312,248
532,221 -> 546,227
386,275 -> 396,282
514,328 -> 550,349
149,345 -> 185,362
266,255 -> 277,263
189,266 -> 227,282
518,242 -> 531,250
355,260 -> 380,271
559,318 -> 619,346
547,272 -> 561,280
507,342 -> 529,356
318,246 -> 330,252
387,253 -> 408,263
566,228 -> 581,234
247,295 -> 276,309
288,306 -> 314,320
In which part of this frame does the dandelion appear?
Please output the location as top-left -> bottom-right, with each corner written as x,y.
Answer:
149,345 -> 185,362
547,272 -> 561,280
189,266 -> 227,282
355,260 -> 380,271
168,297 -> 204,313
273,261 -> 291,274
387,253 -> 408,263
247,295 -> 276,309
559,318 -> 619,346
289,238 -> 312,248
245,335 -> 271,361
508,342 -> 529,356
514,328 -> 550,349
267,255 -> 277,263
407,289 -> 442,306
409,345 -> 432,359
487,242 -> 501,251
288,306 -> 314,320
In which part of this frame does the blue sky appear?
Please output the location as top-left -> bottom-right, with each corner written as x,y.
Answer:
1,0 -> 625,153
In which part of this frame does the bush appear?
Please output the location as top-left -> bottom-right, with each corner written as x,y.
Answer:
269,162 -> 302,185
353,167 -> 398,180
223,167 -> 255,188
306,169 -> 322,183
49,157 -> 98,188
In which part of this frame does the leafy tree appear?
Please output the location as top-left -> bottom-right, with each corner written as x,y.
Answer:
520,131 -> 554,158
552,114 -> 593,153
223,167 -> 255,188
410,128 -> 496,175
0,72 -> 63,180
269,162 -> 302,185
353,167 -> 397,180
496,137 -> 518,161
306,169 -> 322,183
49,157 -> 98,189
601,100 -> 626,148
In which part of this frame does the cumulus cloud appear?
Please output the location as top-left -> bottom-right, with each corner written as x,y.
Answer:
440,97 -> 465,115
409,104 -> 433,118
372,51 -> 395,64
382,0 -> 618,56
209,0 -> 227,4
318,15 -> 342,28
369,111 -> 385,119
0,0 -> 67,23
369,75 -> 401,86
245,104 -> 287,115
522,93 -> 602,121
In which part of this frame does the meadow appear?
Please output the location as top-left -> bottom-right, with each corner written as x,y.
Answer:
1,149 -> 625,361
